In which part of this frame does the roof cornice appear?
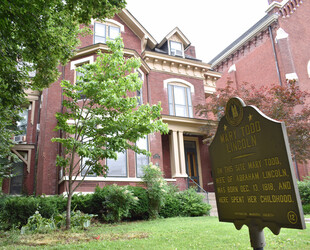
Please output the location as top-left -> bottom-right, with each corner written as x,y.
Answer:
72,43 -> 151,73
211,14 -> 278,68
117,9 -> 157,50
142,51 -> 211,70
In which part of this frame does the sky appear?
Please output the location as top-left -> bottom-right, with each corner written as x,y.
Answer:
126,0 -> 270,63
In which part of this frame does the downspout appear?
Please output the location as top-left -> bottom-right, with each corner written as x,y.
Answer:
269,25 -> 282,86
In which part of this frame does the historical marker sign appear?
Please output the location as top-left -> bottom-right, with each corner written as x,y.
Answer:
209,97 -> 306,235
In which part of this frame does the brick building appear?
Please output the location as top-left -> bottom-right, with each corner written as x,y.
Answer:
210,0 -> 310,179
3,9 -> 220,195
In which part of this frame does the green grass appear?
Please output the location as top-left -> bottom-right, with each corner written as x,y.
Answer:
0,216 -> 309,249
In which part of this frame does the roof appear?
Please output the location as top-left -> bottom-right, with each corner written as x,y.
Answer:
158,27 -> 191,49
209,13 -> 278,66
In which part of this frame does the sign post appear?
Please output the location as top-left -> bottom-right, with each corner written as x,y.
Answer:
209,97 -> 306,249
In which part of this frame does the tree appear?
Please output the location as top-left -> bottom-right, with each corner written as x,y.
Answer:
52,38 -> 169,229
0,0 -> 126,177
196,79 -> 310,163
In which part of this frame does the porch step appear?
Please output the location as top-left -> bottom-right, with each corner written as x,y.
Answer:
199,192 -> 218,217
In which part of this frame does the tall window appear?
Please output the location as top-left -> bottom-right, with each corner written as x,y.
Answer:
10,160 -> 24,194
94,23 -> 120,44
136,136 -> 149,177
137,71 -> 143,105
169,41 -> 183,57
80,137 -> 96,177
168,84 -> 193,118
80,157 -> 96,177
75,67 -> 86,99
17,109 -> 28,135
106,151 -> 127,177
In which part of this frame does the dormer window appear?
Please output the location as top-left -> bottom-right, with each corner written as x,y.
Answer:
169,41 -> 183,57
94,22 -> 120,44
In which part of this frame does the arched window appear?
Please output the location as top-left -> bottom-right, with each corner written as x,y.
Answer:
164,78 -> 194,118
94,19 -> 124,44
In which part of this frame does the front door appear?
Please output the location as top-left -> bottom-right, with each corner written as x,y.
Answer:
184,140 -> 200,191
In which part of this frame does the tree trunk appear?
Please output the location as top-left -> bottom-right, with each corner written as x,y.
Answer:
66,192 -> 72,230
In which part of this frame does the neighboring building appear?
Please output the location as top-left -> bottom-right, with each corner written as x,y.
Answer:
2,9 -> 220,195
210,0 -> 310,179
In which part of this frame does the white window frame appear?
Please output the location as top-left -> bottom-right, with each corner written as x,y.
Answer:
93,20 -> 123,44
169,40 -> 184,57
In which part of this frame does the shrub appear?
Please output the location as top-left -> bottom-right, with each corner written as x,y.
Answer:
0,196 -> 39,230
159,186 -> 182,218
21,210 -> 96,234
0,195 -> 66,230
38,195 -> 67,218
303,204 -> 310,214
92,184 -> 138,223
142,163 -> 169,219
126,186 -> 149,220
71,193 -> 94,214
160,187 -> 211,218
298,177 -> 310,205
21,211 -> 56,234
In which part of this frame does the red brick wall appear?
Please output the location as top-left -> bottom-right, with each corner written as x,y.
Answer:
78,15 -> 142,53
36,66 -> 64,195
278,0 -> 310,94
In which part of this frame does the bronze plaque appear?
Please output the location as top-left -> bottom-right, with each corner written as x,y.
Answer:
209,97 -> 306,234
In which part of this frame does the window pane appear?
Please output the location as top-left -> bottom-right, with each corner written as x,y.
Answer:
171,41 -> 182,50
95,23 -> 106,36
76,69 -> 86,99
10,161 -> 24,195
107,151 -> 127,177
95,23 -> 106,44
81,157 -> 96,177
174,86 -> 186,105
175,104 -> 187,117
170,41 -> 183,56
109,26 -> 120,40
17,109 -> 28,135
187,88 -> 193,118
136,137 -> 148,178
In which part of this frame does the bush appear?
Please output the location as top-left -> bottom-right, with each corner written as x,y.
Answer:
142,163 -> 169,219
159,185 -> 181,218
160,187 -> 211,218
21,210 -> 96,234
0,196 -> 39,230
71,193 -> 94,214
0,195 -> 66,230
92,184 -> 138,223
178,188 -> 211,217
303,204 -> 310,214
298,177 -> 310,205
126,186 -> 149,220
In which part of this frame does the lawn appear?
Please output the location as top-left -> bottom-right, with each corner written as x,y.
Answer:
1,216 -> 309,249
